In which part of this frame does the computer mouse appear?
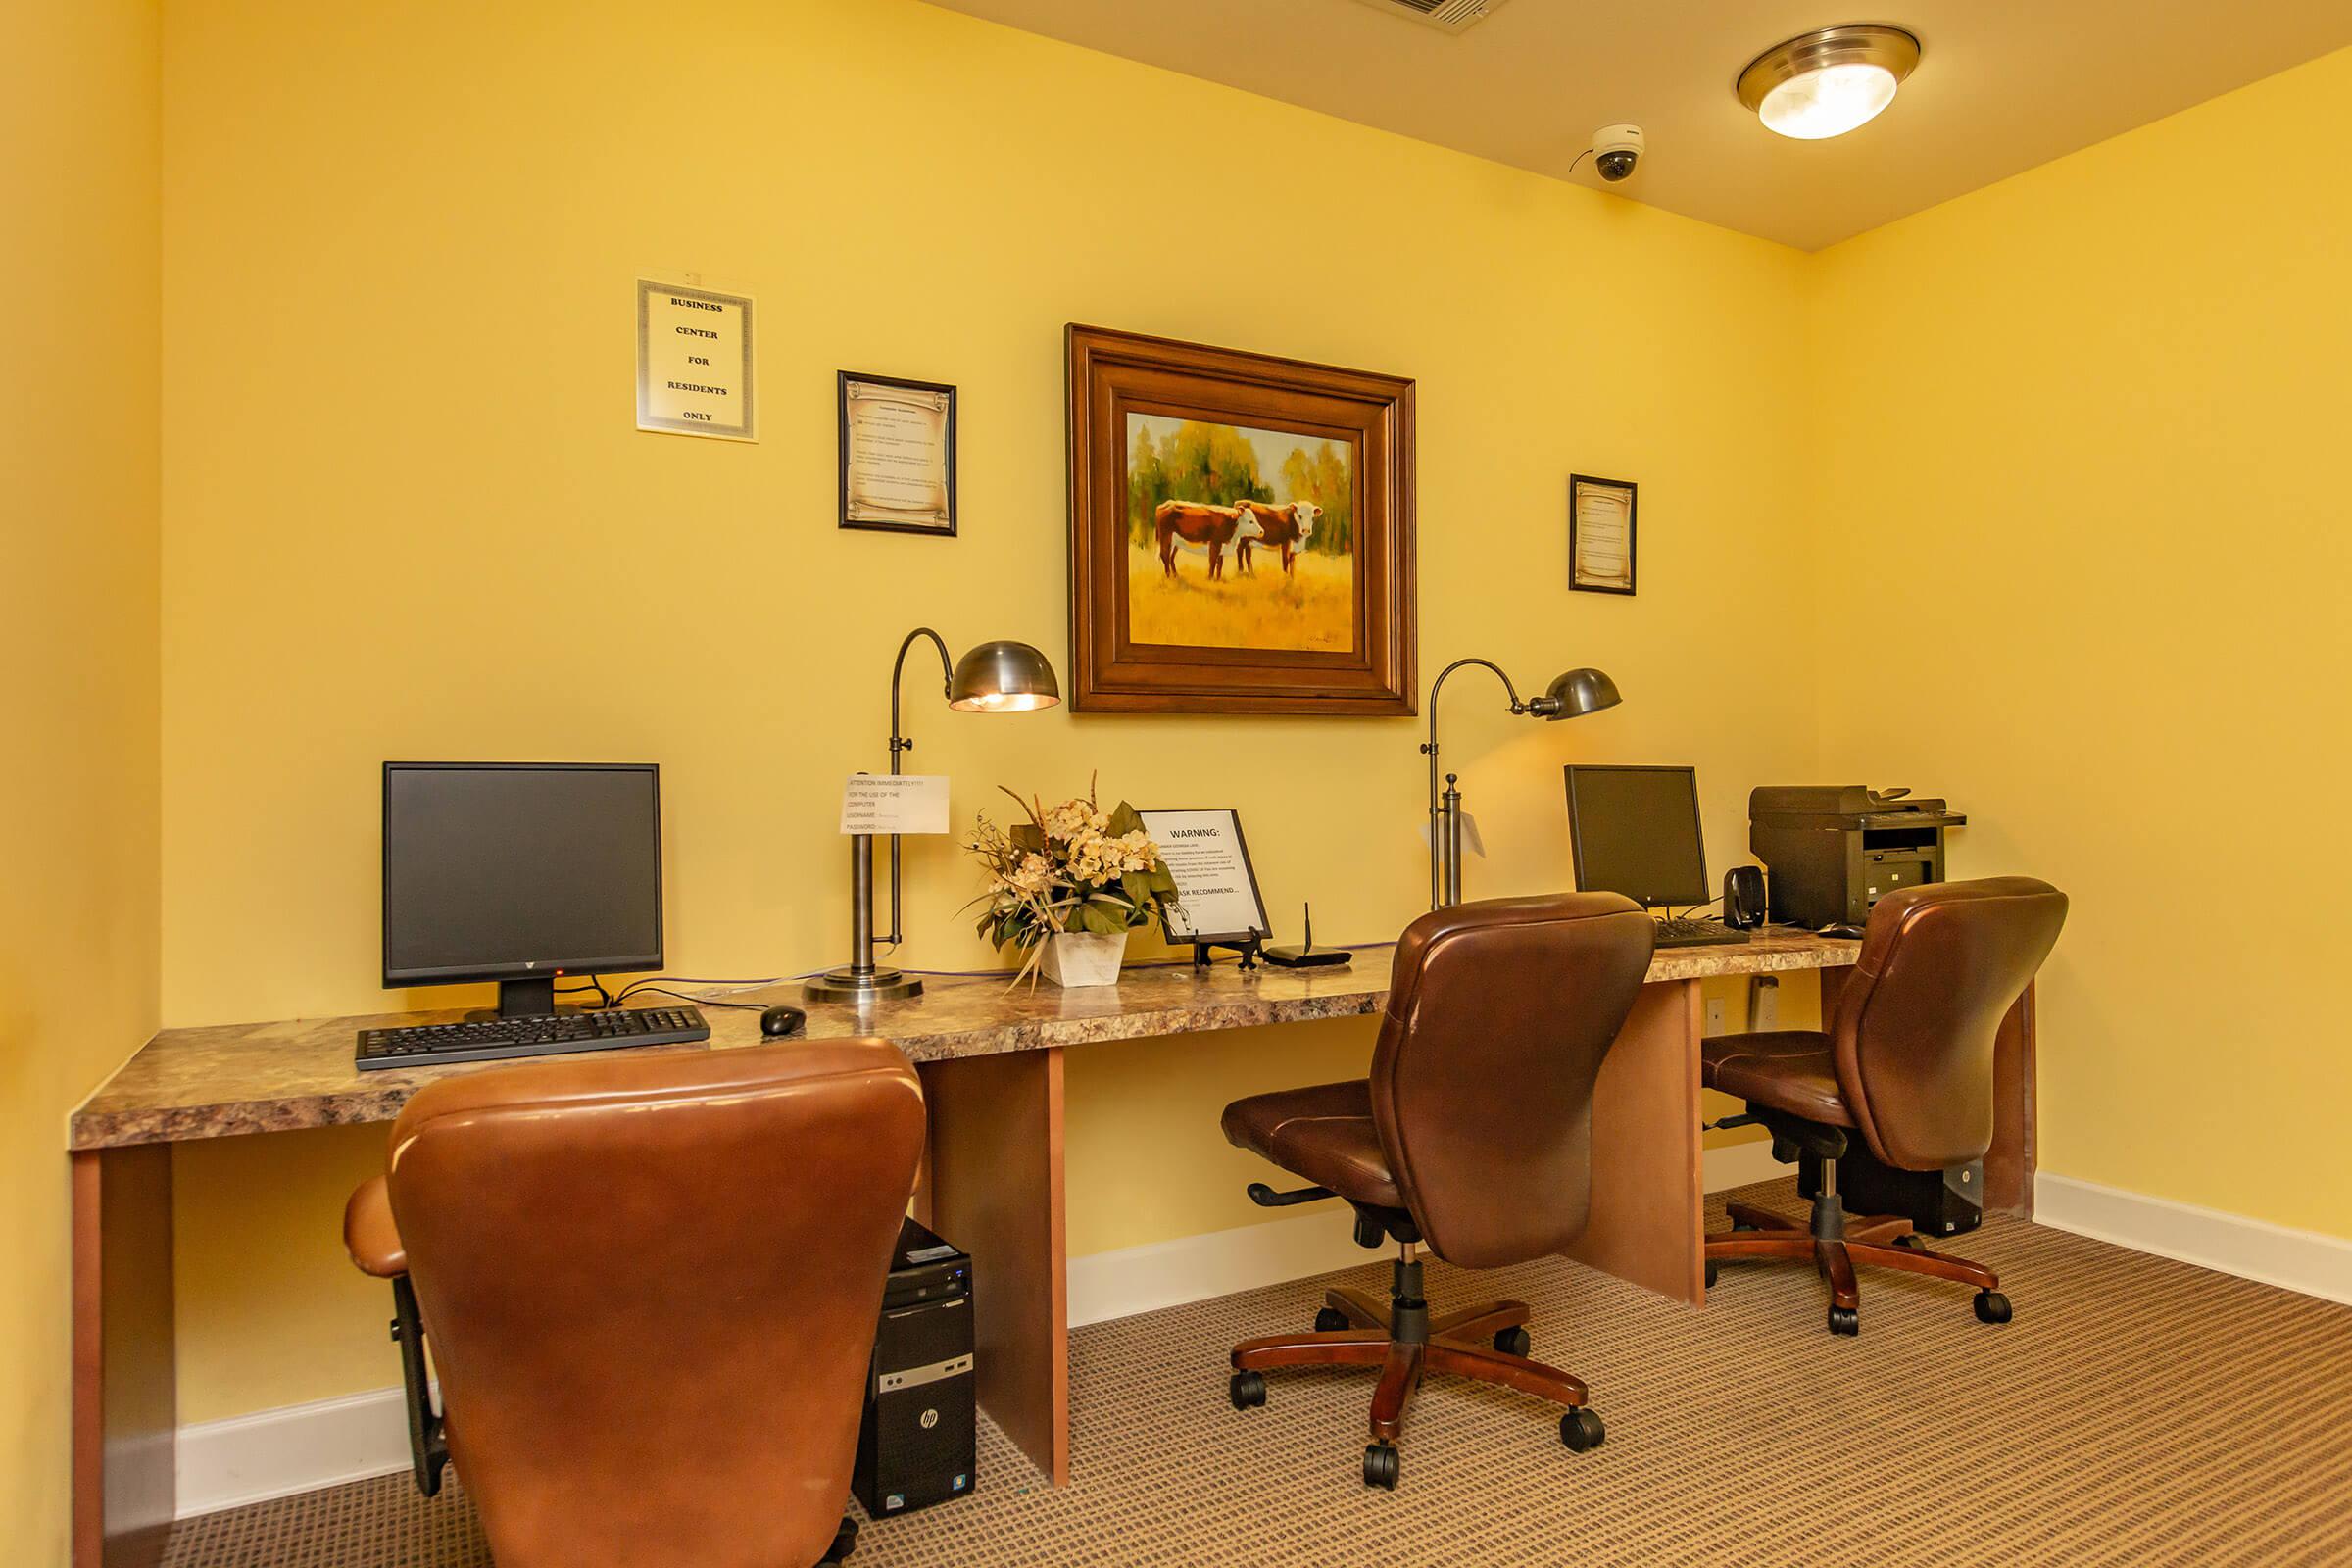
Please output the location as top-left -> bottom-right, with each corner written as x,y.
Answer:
760,1004 -> 807,1039
1819,923 -> 1867,941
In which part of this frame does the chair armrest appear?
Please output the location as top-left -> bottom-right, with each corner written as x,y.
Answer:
344,1175 -> 408,1278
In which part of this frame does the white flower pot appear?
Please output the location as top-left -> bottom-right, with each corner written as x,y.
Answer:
1041,930 -> 1128,988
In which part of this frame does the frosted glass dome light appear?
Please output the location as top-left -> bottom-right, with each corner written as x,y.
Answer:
1739,25 -> 1921,142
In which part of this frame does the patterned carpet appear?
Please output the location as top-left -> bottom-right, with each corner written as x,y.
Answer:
167,1180 -> 2352,1568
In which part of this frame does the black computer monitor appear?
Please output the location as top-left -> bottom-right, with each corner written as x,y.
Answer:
383,762 -> 662,1017
1565,764 -> 1710,911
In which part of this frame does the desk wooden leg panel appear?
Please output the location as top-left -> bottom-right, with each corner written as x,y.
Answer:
72,1147 -> 177,1568
915,1048 -> 1070,1487
1559,980 -> 1706,1307
1984,982 -> 2038,1215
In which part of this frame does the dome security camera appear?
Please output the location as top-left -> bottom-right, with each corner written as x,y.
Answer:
1592,123 -> 1644,181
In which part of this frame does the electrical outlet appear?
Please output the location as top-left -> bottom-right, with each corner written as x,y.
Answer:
1703,997 -> 1728,1037
1753,975 -> 1780,1031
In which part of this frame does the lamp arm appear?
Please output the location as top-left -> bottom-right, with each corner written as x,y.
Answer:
884,627 -> 955,946
1421,659 -> 1529,908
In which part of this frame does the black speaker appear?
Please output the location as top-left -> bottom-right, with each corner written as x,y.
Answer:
1723,865 -> 1767,931
853,1219 -> 977,1518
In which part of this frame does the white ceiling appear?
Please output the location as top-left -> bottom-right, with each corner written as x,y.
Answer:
918,0 -> 2352,250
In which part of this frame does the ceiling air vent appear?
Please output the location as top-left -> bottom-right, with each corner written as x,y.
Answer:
1351,0 -> 1513,34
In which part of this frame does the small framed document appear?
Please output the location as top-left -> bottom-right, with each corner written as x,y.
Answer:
637,279 -> 756,441
1138,808 -> 1271,944
1569,474 -> 1637,596
840,371 -> 956,536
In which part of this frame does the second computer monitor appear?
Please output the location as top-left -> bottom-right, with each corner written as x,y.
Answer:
383,761 -> 663,1017
1565,764 -> 1710,911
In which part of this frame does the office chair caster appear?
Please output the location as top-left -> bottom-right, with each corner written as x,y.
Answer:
1828,1305 -> 1859,1336
1974,1290 -> 2013,1325
1229,1370 -> 1267,1410
1493,1326 -> 1531,1358
1558,1408 -> 1605,1452
1314,1306 -> 1350,1333
819,1515 -> 858,1564
1704,1259 -> 1720,1289
1362,1442 -> 1400,1490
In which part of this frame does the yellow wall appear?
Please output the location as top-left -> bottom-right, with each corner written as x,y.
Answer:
158,0 -> 1815,1423
0,1 -> 163,1555
1808,47 -> 2352,1235
122,0 -> 2352,1445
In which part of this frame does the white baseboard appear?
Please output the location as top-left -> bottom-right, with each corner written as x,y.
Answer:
1068,1206 -> 1368,1329
177,1385 -> 417,1518
1702,1136 -> 1786,1194
1068,1137 -> 1785,1329
176,1140 -> 1789,1518
2034,1172 -> 2352,1307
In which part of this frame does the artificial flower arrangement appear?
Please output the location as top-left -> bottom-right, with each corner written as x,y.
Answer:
964,777 -> 1178,986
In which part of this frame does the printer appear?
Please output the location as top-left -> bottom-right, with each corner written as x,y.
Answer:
1748,786 -> 1967,931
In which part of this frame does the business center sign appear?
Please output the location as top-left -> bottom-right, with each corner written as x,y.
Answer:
636,278 -> 756,441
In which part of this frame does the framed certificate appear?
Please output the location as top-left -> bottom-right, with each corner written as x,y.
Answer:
1570,474 -> 1637,596
1137,808 -> 1271,944
840,371 -> 956,536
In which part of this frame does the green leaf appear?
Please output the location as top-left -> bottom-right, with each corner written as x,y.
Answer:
1008,822 -> 1045,853
1105,801 -> 1146,837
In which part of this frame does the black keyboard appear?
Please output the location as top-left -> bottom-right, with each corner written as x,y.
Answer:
357,1006 -> 710,1071
1653,916 -> 1751,949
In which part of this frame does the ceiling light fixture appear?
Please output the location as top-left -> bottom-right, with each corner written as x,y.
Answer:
1737,24 -> 1921,141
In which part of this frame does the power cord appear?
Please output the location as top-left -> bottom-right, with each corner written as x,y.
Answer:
567,972 -> 816,1011
576,942 -> 1384,1003
618,985 -> 772,1011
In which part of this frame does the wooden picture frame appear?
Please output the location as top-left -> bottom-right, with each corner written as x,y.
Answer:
1569,473 -> 1637,596
1066,324 -> 1417,715
839,371 -> 957,536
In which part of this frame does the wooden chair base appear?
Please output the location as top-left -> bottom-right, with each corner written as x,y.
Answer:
1231,1284 -> 1591,1447
1707,1198 -> 2009,1334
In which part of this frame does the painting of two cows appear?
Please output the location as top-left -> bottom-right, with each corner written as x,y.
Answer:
1066,324 -> 1416,716
1124,413 -> 1356,654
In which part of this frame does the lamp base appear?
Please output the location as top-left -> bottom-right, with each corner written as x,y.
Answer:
803,966 -> 925,1004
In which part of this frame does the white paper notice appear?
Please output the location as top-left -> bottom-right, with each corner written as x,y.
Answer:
1140,808 -> 1269,940
841,775 -> 950,836
1417,811 -> 1487,858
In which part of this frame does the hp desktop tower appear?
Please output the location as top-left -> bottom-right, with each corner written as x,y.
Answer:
853,1217 -> 976,1518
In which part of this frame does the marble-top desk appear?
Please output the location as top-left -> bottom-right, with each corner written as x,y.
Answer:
69,929 -> 2039,1560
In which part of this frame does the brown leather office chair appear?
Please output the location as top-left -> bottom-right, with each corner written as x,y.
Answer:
344,1039 -> 926,1568
1702,877 -> 2067,1335
1221,893 -> 1654,1491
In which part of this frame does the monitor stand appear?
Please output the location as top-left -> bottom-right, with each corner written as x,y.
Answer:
462,975 -> 580,1023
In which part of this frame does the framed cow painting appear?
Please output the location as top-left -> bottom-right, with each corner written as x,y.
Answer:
1065,324 -> 1417,715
